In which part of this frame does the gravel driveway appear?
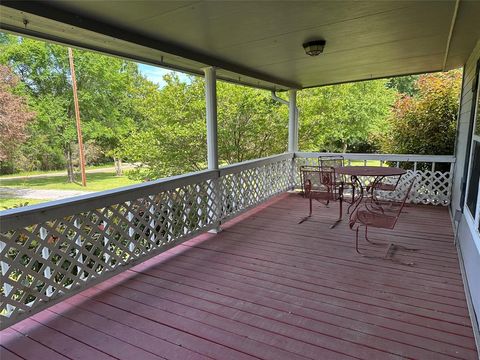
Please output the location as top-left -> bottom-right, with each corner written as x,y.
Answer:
0,187 -> 92,200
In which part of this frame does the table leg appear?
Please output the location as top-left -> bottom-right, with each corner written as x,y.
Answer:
370,175 -> 384,202
348,176 -> 363,215
329,182 -> 343,229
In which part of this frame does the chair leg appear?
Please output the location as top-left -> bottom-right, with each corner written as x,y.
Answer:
355,226 -> 412,265
347,185 -> 356,214
298,194 -> 313,224
355,226 -> 380,257
347,200 -> 353,214
364,226 -> 387,246
329,197 -> 343,229
348,185 -> 363,215
330,217 -> 342,229
351,218 -> 417,266
355,227 -> 362,255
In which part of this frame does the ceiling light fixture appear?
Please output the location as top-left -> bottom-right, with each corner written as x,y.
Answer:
303,40 -> 326,56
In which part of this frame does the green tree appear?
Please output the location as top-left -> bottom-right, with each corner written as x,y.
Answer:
0,35 -> 72,174
0,65 -> 36,173
72,54 -> 139,175
298,80 -> 395,152
121,74 -> 206,179
387,75 -> 419,96
381,70 -> 461,156
217,82 -> 287,163
0,34 -> 140,178
121,74 -> 288,180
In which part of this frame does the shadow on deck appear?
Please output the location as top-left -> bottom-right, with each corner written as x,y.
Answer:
1,193 -> 477,359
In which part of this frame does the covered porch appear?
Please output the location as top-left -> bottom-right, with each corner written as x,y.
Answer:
2,193 -> 477,360
1,1 -> 480,358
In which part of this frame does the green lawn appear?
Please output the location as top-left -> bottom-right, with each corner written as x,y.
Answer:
0,172 -> 139,191
0,198 -> 44,210
348,160 -> 386,166
0,163 -> 115,178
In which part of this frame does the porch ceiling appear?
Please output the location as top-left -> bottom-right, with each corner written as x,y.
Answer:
1,1 -> 479,91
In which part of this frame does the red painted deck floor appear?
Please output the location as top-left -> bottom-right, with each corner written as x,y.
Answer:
1,193 -> 478,360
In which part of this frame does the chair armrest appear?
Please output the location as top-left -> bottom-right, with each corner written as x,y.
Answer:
364,198 -> 402,214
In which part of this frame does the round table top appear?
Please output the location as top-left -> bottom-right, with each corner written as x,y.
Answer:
334,166 -> 406,177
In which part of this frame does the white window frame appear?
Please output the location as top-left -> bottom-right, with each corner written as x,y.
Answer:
464,69 -> 480,242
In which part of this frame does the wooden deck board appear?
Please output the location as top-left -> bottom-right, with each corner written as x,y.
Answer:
1,328 -> 70,360
0,347 -> 24,360
12,317 -> 118,360
1,193 -> 478,359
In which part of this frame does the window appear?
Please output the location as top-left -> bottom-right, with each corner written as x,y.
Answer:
466,142 -> 479,216
465,68 -> 480,234
476,84 -> 480,136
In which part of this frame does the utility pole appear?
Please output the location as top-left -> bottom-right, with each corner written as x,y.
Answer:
68,47 -> 87,187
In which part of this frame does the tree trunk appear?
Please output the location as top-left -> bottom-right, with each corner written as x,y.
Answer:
65,144 -> 75,183
342,143 -> 348,153
114,157 -> 122,176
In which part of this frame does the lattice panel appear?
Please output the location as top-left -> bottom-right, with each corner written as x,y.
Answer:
378,170 -> 452,205
220,158 -> 292,219
294,158 -> 453,206
0,178 -> 218,325
374,171 -> 418,202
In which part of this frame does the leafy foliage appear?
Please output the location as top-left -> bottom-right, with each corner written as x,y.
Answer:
120,74 -> 206,179
381,71 -> 461,155
218,82 -> 288,163
298,80 -> 395,152
0,65 -> 36,171
387,75 -> 419,96
0,34 -> 139,177
121,75 -> 288,179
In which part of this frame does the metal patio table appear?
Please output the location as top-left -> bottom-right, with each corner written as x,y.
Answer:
335,165 -> 407,215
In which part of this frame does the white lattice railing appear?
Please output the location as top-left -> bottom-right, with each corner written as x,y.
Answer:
0,153 -> 294,328
220,154 -> 293,220
295,152 -> 456,206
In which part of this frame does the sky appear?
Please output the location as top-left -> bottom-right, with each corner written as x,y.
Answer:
137,63 -> 191,87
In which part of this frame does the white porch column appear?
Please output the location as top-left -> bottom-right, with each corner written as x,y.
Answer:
288,90 -> 298,190
288,89 -> 298,152
203,67 -> 222,232
204,67 -> 218,170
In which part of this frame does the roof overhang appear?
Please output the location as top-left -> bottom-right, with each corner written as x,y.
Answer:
1,1 -> 479,91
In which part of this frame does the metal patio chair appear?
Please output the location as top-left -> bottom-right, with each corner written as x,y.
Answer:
299,165 -> 343,226
349,176 -> 417,265
367,173 -> 403,202
364,174 -> 403,211
318,155 -> 355,206
299,165 -> 322,197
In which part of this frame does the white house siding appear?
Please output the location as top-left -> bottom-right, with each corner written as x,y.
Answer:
452,39 -> 480,337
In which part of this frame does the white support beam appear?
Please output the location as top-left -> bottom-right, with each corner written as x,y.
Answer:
204,66 -> 218,170
288,90 -> 298,152
203,66 -> 221,233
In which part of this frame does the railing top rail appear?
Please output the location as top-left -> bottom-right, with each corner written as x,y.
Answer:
0,169 -> 217,230
294,152 -> 456,163
220,153 -> 294,176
